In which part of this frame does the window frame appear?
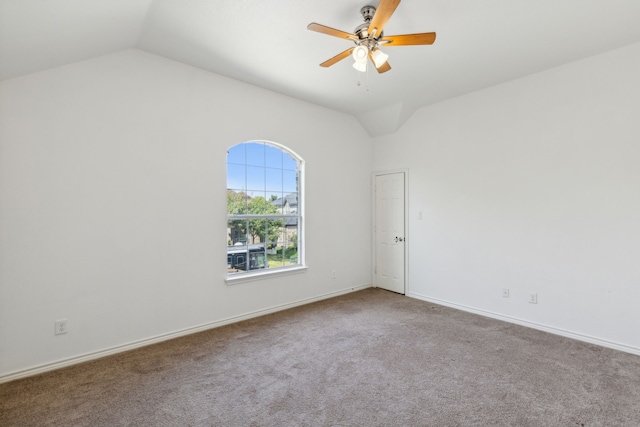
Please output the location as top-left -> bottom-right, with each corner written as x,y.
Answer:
225,140 -> 306,284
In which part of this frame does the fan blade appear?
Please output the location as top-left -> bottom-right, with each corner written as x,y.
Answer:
376,61 -> 392,73
307,23 -> 358,41
368,53 -> 392,73
379,32 -> 437,46
367,0 -> 401,38
320,48 -> 355,67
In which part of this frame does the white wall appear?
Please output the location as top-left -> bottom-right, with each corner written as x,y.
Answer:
0,49 -> 373,379
373,42 -> 640,354
3,41 -> 639,381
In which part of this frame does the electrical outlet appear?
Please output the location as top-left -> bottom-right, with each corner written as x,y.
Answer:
55,319 -> 68,335
502,288 -> 510,298
529,293 -> 538,304
331,270 -> 337,279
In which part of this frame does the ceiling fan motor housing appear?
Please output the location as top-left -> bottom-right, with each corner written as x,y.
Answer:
355,5 -> 382,41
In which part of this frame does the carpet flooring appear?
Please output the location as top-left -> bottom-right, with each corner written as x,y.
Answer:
1,288 -> 639,426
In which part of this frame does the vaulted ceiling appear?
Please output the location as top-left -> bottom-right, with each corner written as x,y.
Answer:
2,0 -> 640,135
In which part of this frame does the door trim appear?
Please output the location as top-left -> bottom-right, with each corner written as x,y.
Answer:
372,168 -> 409,294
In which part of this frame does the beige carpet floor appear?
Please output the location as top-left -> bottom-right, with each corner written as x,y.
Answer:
1,288 -> 639,426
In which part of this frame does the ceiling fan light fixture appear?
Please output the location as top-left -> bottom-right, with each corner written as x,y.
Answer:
371,48 -> 389,68
352,45 -> 368,63
353,60 -> 367,72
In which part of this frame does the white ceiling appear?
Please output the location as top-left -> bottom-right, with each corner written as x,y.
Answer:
3,0 -> 640,135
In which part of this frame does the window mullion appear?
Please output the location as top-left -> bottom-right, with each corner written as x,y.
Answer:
228,214 -> 299,220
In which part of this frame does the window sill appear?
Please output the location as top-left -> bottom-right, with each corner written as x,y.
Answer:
225,265 -> 308,285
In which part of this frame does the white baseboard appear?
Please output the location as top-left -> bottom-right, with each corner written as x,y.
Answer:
407,292 -> 640,357
0,284 -> 372,384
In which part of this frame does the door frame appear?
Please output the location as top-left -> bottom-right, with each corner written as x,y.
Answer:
372,168 -> 409,294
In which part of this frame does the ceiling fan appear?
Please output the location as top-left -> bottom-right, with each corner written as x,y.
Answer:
307,0 -> 436,74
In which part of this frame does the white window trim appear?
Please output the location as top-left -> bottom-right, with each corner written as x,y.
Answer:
225,265 -> 308,285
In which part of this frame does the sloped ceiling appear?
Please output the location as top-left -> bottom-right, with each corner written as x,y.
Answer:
2,0 -> 640,136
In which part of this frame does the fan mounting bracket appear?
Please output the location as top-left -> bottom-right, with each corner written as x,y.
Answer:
360,5 -> 376,22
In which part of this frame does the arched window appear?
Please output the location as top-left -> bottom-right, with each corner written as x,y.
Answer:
226,141 -> 303,276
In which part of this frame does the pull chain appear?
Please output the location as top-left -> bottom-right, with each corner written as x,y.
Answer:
366,63 -> 370,91
356,64 -> 371,92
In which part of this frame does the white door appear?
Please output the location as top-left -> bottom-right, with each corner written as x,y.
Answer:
375,172 -> 406,294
